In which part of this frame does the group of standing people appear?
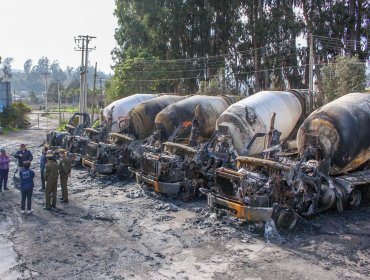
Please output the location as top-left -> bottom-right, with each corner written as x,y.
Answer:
41,147 -> 71,210
0,143 -> 71,214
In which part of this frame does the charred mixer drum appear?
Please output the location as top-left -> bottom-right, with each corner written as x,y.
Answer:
102,93 -> 157,132
297,92 -> 370,175
123,95 -> 187,140
216,90 -> 305,156
154,95 -> 236,141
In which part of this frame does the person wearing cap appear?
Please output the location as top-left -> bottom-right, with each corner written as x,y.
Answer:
58,149 -> 71,203
19,161 -> 35,214
14,144 -> 33,172
39,146 -> 49,191
43,152 -> 59,210
0,148 -> 10,191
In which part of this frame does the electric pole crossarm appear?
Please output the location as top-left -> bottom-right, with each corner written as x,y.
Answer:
74,35 -> 96,120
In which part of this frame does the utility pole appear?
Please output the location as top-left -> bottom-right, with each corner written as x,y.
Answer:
99,77 -> 103,108
309,33 -> 314,113
74,35 -> 96,120
75,37 -> 85,115
41,71 -> 51,111
91,62 -> 97,122
57,80 -> 61,125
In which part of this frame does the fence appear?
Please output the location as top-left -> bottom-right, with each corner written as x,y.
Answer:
27,111 -> 70,131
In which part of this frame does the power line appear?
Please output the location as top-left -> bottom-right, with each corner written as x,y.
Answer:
111,34 -> 368,85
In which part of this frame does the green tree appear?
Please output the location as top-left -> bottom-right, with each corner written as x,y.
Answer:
48,81 -> 65,103
63,79 -> 80,104
32,57 -> 49,73
29,91 -> 39,103
50,60 -> 67,82
24,59 -> 32,73
321,56 -> 365,104
1,57 -> 13,80
0,102 -> 31,128
110,0 -> 369,97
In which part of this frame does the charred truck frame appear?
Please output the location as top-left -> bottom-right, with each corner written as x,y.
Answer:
134,95 -> 239,200
105,94 -> 188,176
80,94 -> 158,173
206,92 -> 370,230
135,90 -> 309,201
46,112 -> 91,150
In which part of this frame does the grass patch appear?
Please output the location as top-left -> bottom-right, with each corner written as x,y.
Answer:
55,121 -> 68,131
1,127 -> 21,134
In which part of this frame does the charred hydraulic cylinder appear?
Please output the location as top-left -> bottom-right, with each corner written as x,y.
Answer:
154,95 -> 236,143
216,90 -> 305,156
297,92 -> 370,175
119,95 -> 187,140
102,93 -> 157,132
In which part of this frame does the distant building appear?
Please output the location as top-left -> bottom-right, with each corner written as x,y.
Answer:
0,81 -> 11,108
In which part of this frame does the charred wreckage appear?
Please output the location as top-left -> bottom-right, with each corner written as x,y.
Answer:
206,92 -> 370,230
46,91 -> 370,229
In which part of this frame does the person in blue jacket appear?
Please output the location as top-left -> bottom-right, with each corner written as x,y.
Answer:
19,161 -> 35,214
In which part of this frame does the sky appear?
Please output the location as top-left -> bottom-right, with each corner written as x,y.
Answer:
0,0 -> 117,74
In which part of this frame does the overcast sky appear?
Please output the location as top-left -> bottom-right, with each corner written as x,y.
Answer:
0,0 -> 117,73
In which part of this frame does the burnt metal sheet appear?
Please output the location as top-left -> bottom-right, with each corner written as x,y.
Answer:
207,194 -> 273,222
82,158 -> 94,168
109,132 -> 134,143
334,169 -> 370,193
158,182 -> 181,194
95,163 -> 114,174
85,127 -> 100,134
236,156 -> 291,171
163,142 -> 198,154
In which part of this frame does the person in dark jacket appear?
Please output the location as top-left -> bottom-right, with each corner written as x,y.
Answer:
44,152 -> 59,210
58,149 -> 71,203
39,146 -> 48,191
0,148 -> 10,191
19,161 -> 35,214
14,144 -> 33,171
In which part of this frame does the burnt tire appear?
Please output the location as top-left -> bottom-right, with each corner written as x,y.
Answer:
275,208 -> 297,231
348,189 -> 362,208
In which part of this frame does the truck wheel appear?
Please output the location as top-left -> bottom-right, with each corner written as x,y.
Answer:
275,209 -> 297,231
348,189 -> 362,208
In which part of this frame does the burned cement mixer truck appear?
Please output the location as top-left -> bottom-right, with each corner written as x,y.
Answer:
206,92 -> 370,230
92,94 -> 188,174
71,94 -> 157,171
133,95 -> 237,200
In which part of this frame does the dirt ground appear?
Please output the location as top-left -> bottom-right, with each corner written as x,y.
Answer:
1,113 -> 370,280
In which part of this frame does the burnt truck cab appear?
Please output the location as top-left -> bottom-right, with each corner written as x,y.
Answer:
80,120 -> 118,173
206,151 -> 370,230
135,141 -> 201,200
46,112 -> 90,150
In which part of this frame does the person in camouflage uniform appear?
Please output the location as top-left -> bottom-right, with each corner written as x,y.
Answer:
58,150 -> 71,203
44,152 -> 59,210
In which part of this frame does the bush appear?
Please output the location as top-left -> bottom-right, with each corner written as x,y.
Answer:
321,56 -> 366,104
0,102 -> 32,128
